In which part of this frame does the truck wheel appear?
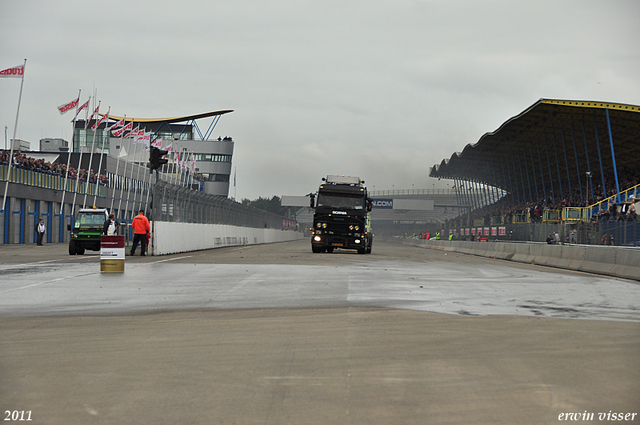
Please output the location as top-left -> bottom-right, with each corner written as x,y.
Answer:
312,245 -> 323,253
358,247 -> 366,254
326,247 -> 334,253
77,247 -> 86,255
69,240 -> 77,255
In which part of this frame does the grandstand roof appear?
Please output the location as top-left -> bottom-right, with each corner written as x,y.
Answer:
429,99 -> 640,201
105,109 -> 234,124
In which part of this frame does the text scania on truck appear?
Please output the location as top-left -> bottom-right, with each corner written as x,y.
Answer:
310,175 -> 373,254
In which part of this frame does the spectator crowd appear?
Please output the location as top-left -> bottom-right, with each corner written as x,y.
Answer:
447,166 -> 640,227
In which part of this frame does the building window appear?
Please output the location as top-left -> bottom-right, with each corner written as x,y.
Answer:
191,153 -> 232,163
202,173 -> 229,182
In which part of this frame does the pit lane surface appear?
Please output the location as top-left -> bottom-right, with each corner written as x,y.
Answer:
1,239 -> 639,424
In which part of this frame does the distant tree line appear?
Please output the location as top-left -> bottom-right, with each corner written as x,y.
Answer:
241,196 -> 283,215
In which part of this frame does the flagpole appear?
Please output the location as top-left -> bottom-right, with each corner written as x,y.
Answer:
83,100 -> 101,208
117,130 -> 133,216
2,59 -> 26,212
110,115 -> 126,215
140,137 -> 157,211
132,134 -> 146,212
72,97 -> 93,216
172,145 -> 180,186
123,130 -> 140,221
60,89 -> 81,225
93,106 -> 110,206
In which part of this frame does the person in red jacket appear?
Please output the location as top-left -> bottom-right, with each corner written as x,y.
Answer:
130,209 -> 151,256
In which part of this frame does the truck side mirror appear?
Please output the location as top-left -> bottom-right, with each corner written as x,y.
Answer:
309,194 -> 315,208
367,199 -> 372,212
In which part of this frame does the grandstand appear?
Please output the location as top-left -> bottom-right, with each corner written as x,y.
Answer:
429,99 -> 640,246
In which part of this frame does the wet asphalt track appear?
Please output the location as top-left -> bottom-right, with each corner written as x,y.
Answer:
1,239 -> 639,321
1,239 -> 639,425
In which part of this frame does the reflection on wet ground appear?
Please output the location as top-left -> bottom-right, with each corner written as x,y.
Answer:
1,259 -> 639,322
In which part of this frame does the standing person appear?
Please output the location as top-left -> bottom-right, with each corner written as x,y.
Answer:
103,213 -> 120,236
35,218 -> 46,246
130,209 -> 150,256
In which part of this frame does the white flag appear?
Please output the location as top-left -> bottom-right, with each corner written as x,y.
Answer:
0,64 -> 24,78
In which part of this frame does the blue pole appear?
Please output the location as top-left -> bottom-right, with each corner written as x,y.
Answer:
593,115 -> 607,199
509,153 -> 521,206
545,138 -> 556,204
552,134 -> 564,203
521,149 -> 533,203
19,198 -> 25,244
3,197 -> 9,244
529,144 -> 538,203
560,129 -> 573,204
581,120 -> 594,203
605,109 -> 621,204
537,142 -> 547,205
58,203 -> 64,242
502,158 -> 513,208
570,124 -> 583,202
32,201 -> 39,244
47,201 -> 52,243
494,165 -> 506,209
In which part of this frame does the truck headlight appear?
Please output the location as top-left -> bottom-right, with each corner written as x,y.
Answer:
313,235 -> 322,242
355,239 -> 361,244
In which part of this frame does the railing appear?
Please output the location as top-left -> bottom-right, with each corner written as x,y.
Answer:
562,207 -> 586,222
0,164 -> 108,197
370,188 -> 457,196
513,213 -> 529,224
586,184 -> 639,221
543,209 -> 562,223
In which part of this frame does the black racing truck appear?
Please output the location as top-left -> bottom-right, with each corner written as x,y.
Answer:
310,175 -> 373,254
68,207 -> 109,255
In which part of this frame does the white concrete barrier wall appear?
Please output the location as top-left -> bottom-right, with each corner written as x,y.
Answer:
151,222 -> 304,256
411,239 -> 640,282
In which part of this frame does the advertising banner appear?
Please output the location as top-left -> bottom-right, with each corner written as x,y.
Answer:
100,236 -> 125,272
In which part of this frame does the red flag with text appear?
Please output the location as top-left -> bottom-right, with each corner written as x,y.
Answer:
57,97 -> 79,115
0,64 -> 24,78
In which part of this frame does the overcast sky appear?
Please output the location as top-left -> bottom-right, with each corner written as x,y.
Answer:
1,0 -> 639,200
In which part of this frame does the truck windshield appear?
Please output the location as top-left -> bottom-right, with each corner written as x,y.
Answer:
75,213 -> 105,227
317,193 -> 364,209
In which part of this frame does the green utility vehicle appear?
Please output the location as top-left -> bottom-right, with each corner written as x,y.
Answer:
68,208 -> 109,255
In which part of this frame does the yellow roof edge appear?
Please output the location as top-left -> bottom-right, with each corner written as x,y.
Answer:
541,99 -> 640,112
100,109 -> 234,123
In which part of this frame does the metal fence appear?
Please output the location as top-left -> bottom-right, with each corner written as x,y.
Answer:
151,179 -> 290,229
444,220 -> 640,247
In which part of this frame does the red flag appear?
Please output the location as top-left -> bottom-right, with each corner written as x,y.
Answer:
85,105 -> 100,129
107,117 -> 125,132
0,64 -> 24,78
57,97 -> 79,115
112,127 -> 126,138
120,121 -> 133,135
92,112 -> 109,130
71,98 -> 90,121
